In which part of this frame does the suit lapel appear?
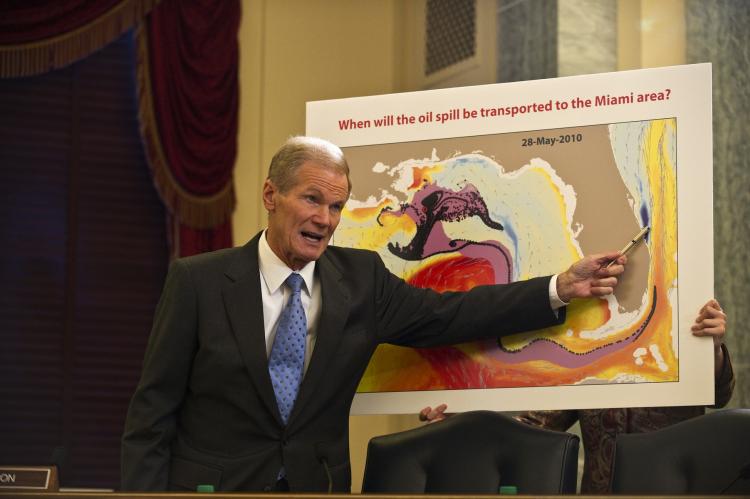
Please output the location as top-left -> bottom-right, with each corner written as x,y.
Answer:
288,251 -> 351,426
222,235 -> 283,425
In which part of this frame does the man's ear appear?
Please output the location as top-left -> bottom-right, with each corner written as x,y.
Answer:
262,179 -> 276,211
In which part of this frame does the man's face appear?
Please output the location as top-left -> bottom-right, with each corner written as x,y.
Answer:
263,161 -> 350,270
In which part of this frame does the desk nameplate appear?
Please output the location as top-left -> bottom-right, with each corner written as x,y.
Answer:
0,466 -> 58,491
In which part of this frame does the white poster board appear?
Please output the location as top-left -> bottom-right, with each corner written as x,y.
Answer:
307,64 -> 714,414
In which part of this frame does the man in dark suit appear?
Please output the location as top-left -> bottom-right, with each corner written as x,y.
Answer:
121,136 -> 626,492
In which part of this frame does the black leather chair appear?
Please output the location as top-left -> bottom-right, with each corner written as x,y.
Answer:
361,410 -> 579,494
612,408 -> 750,495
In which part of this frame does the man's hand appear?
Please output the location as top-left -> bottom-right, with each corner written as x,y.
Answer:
418,404 -> 448,423
556,252 -> 626,303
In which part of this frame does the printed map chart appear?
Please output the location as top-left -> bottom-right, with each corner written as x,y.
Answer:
307,64 -> 714,413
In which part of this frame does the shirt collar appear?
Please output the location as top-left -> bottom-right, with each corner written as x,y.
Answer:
258,229 -> 315,296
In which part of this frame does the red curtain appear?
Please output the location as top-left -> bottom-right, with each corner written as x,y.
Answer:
1,0 -> 240,258
0,0 -> 160,77
136,0 -> 240,257
168,215 -> 234,258
0,0 -> 124,43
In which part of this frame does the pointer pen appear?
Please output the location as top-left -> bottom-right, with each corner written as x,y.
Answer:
606,226 -> 650,268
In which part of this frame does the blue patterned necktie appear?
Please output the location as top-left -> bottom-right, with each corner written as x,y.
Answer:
268,272 -> 307,425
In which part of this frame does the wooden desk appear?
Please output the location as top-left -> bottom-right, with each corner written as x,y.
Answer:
2,493 -> 749,499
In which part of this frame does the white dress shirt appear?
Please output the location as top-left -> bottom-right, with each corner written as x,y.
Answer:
258,231 -> 321,373
549,274 -> 567,310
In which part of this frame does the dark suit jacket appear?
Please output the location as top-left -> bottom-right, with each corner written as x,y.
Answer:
121,233 -> 564,492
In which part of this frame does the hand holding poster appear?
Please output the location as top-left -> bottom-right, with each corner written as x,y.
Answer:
307,64 -> 713,414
